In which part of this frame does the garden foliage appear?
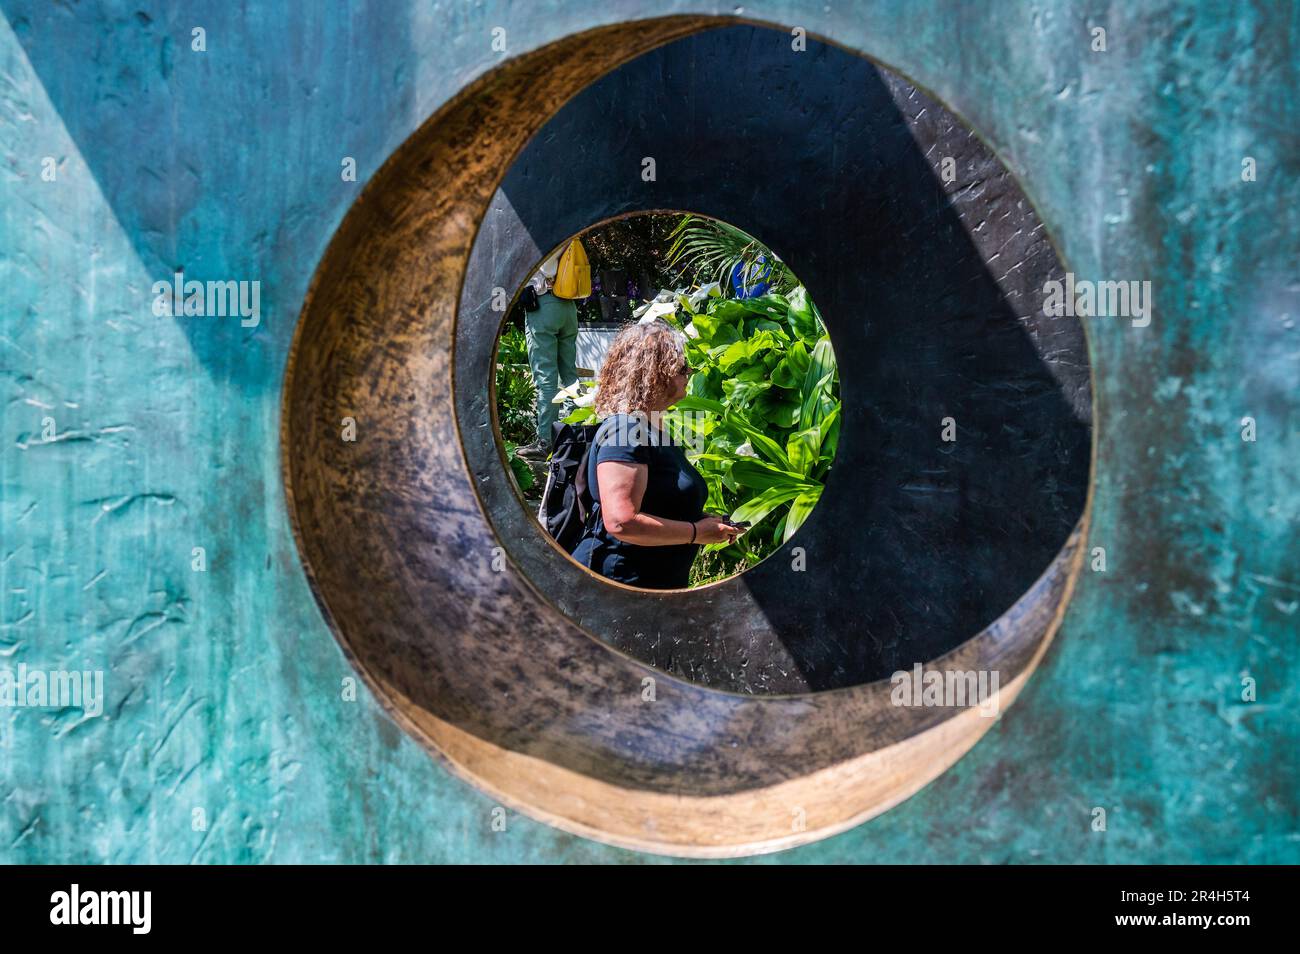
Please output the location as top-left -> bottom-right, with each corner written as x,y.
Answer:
494,323 -> 537,491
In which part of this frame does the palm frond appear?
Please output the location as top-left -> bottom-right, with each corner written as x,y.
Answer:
666,215 -> 797,292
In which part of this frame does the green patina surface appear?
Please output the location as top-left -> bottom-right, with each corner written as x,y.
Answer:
0,0 -> 1294,863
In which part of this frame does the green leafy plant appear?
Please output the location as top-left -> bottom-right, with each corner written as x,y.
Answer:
495,323 -> 540,496
503,440 -> 536,492
495,323 -> 538,447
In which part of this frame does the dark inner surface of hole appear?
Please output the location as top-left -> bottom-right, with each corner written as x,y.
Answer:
457,24 -> 1091,694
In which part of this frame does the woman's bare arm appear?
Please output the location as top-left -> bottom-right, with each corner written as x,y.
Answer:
595,461 -> 692,545
595,461 -> 742,546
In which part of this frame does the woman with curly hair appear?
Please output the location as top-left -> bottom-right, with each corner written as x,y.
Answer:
571,319 -> 747,589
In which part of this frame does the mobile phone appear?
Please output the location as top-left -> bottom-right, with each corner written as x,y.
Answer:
703,512 -> 750,529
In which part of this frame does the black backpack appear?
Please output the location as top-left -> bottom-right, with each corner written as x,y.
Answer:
538,419 -> 612,553
507,285 -> 541,327
519,284 -> 540,312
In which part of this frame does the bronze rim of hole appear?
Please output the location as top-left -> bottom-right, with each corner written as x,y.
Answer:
281,16 -> 1095,857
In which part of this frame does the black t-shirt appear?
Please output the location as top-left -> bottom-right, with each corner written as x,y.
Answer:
571,412 -> 709,589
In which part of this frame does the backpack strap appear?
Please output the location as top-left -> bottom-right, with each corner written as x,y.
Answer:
577,415 -> 622,528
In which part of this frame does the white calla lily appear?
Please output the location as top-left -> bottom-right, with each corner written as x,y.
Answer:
552,380 -> 597,405
689,281 -> 721,307
637,300 -> 678,324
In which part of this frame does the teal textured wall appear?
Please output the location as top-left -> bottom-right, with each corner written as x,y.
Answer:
0,0 -> 1295,863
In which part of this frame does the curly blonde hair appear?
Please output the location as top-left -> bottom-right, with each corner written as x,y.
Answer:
594,319 -> 685,417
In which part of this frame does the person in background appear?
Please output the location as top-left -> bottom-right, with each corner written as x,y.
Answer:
517,243 -> 580,460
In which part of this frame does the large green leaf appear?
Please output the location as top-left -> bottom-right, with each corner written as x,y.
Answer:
710,299 -> 767,323
800,335 -> 837,429
785,285 -> 822,341
786,427 -> 820,477
717,338 -> 751,372
797,371 -> 830,430
722,409 -> 789,468
729,485 -> 808,525
753,392 -> 800,428
783,488 -> 822,543
504,443 -> 536,492
690,311 -> 740,346
745,329 -> 781,359
729,458 -> 813,492
672,394 -> 727,416
722,377 -> 772,407
814,403 -> 841,455
770,355 -> 803,389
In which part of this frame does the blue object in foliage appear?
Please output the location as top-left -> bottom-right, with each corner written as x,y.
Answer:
730,255 -> 774,298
